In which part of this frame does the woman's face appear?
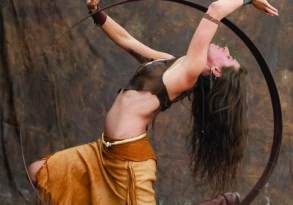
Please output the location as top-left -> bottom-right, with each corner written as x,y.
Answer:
206,43 -> 240,77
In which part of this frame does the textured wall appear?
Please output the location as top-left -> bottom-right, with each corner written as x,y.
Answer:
0,0 -> 292,204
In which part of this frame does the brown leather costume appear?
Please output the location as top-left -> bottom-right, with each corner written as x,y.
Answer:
118,57 -> 192,112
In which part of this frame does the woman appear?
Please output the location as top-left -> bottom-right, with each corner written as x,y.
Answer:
28,0 -> 278,204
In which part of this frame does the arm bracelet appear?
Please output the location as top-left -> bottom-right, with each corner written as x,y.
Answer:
89,6 -> 107,26
203,13 -> 221,25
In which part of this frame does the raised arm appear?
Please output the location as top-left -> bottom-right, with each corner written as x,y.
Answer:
100,16 -> 174,63
183,0 -> 278,77
87,0 -> 174,63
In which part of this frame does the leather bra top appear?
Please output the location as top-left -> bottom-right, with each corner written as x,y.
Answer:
118,57 -> 192,112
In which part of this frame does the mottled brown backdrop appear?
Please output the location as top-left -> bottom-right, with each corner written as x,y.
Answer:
0,0 -> 292,204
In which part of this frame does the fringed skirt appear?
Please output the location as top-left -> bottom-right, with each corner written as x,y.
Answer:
35,132 -> 157,205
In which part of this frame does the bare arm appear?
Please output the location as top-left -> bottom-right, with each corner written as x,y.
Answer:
162,0 -> 278,98
178,0 -> 278,85
100,16 -> 174,63
183,0 -> 249,78
87,0 -> 174,63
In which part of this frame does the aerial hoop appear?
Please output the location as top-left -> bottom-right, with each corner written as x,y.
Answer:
19,0 -> 282,204
93,0 -> 282,204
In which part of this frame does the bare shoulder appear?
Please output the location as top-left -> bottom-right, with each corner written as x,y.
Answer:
162,55 -> 197,101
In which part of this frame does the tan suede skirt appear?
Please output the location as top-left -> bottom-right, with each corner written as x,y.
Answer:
35,132 -> 157,205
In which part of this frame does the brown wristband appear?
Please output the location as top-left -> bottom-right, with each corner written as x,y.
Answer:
89,7 -> 107,26
203,13 -> 220,25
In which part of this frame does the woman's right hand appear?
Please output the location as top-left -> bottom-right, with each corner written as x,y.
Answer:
252,0 -> 279,16
207,0 -> 278,22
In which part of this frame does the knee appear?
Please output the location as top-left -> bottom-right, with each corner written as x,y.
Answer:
28,160 -> 45,184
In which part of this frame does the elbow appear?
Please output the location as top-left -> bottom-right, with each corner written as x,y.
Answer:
158,52 -> 175,60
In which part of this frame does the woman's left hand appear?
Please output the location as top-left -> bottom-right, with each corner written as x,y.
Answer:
252,0 -> 279,16
87,0 -> 100,11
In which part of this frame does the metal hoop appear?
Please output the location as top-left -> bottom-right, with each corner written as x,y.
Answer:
19,0 -> 282,204
95,0 -> 282,204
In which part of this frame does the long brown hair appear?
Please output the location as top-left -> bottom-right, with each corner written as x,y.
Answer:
189,66 -> 248,191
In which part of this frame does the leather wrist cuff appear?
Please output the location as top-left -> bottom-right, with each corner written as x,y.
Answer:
203,13 -> 220,25
89,7 -> 107,26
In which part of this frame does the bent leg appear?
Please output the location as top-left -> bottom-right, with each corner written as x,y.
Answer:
28,159 -> 46,184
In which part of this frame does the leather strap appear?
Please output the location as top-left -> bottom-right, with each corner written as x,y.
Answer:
203,13 -> 221,25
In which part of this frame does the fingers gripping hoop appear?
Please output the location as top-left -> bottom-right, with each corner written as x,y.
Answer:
22,0 -> 282,204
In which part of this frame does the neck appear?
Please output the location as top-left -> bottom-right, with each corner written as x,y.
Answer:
201,63 -> 212,76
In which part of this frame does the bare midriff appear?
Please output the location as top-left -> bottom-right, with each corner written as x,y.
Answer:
103,89 -> 161,141
103,56 -> 186,141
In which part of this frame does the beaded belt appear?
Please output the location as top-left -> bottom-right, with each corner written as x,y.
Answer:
101,132 -> 147,148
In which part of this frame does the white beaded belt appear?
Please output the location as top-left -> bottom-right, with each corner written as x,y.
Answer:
101,132 -> 147,148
